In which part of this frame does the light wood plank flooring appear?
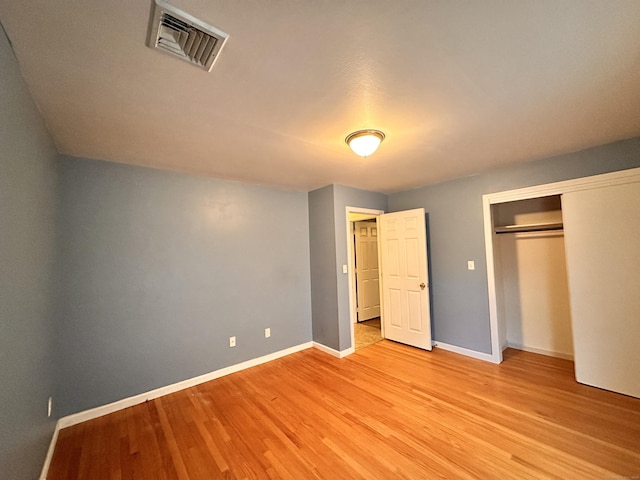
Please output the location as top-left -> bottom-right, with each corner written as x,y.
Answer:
48,341 -> 640,479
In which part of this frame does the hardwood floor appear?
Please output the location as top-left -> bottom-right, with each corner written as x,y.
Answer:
48,341 -> 640,479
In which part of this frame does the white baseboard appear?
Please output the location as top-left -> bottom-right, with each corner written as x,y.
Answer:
41,341 -> 315,478
39,421 -> 61,480
506,342 -> 574,361
433,341 -> 499,364
38,339 -> 366,478
312,342 -> 354,358
56,341 -> 313,430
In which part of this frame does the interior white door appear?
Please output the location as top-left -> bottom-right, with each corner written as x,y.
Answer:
562,182 -> 640,398
354,221 -> 380,322
379,208 -> 432,350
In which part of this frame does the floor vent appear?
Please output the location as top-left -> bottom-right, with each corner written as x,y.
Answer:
146,0 -> 229,72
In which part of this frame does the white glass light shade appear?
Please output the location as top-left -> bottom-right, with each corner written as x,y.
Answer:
345,130 -> 385,157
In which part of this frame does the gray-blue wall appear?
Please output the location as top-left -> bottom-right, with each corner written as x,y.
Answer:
0,25 -> 59,480
55,156 -> 312,416
308,185 -> 387,351
309,185 -> 339,348
388,138 -> 640,354
333,186 -> 387,351
4,10 -> 640,473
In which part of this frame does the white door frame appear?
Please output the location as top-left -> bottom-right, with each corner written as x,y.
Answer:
346,206 -> 385,352
483,167 -> 640,364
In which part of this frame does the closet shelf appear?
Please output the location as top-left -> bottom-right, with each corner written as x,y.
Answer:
494,222 -> 564,234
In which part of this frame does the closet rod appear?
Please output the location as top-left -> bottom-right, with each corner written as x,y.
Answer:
494,222 -> 563,234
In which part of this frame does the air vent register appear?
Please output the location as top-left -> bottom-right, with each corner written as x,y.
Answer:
146,0 -> 228,71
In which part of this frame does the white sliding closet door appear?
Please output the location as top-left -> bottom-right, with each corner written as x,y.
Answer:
562,182 -> 640,398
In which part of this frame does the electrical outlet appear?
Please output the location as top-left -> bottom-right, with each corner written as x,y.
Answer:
47,397 -> 52,418
229,336 -> 236,347
342,264 -> 348,274
265,327 -> 271,338
467,260 -> 475,271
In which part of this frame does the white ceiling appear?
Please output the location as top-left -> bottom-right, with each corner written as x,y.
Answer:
1,1 -> 640,193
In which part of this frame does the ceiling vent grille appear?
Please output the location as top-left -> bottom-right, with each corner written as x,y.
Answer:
146,0 -> 228,71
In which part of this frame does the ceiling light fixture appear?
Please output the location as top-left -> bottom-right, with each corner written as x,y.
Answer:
345,129 -> 385,157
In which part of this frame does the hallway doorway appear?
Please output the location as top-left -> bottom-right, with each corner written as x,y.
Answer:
354,317 -> 383,350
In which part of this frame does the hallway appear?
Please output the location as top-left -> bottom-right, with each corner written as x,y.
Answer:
354,318 -> 382,350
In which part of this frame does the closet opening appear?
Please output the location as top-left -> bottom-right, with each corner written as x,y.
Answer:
484,168 -> 640,397
491,195 -> 574,364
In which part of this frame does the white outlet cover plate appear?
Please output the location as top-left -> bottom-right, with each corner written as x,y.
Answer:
467,260 -> 475,270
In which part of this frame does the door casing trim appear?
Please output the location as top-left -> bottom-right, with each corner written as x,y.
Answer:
346,206 -> 385,354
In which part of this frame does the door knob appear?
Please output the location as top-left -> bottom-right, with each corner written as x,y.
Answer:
419,282 -> 426,290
